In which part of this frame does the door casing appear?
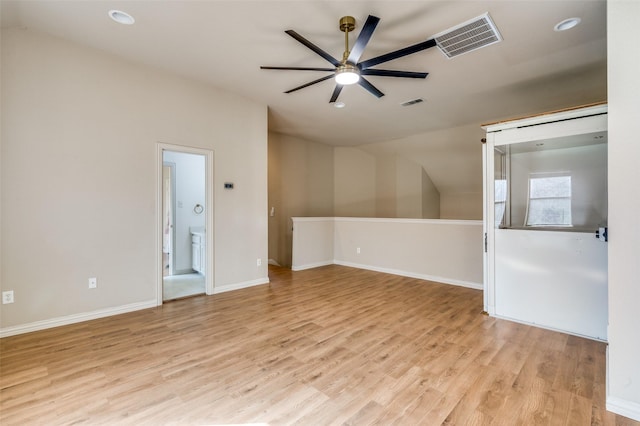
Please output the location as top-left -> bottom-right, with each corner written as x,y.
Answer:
156,143 -> 214,305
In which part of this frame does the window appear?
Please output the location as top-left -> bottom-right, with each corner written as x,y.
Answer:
495,179 -> 507,227
525,174 -> 572,226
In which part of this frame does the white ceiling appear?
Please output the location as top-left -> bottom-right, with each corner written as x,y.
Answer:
1,0 -> 607,194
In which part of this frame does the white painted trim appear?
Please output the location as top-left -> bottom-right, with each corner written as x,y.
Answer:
291,217 -> 483,226
492,113 -> 608,146
482,142 -> 489,313
292,261 -> 334,271
493,313 -> 607,343
0,300 -> 156,338
335,217 -> 482,226
334,260 -> 483,290
213,277 -> 269,294
485,132 -> 496,316
607,397 -> 640,421
156,144 -> 164,306
156,143 -> 215,303
483,104 -> 608,132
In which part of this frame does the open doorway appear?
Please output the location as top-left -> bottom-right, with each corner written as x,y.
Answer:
157,144 -> 214,304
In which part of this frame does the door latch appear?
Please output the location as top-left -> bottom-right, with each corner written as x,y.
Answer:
595,227 -> 608,242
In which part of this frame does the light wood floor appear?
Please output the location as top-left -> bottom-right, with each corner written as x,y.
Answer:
1,265 -> 637,425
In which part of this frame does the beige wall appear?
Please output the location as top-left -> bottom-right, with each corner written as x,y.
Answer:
396,156 -> 424,218
269,141 -> 444,265
334,150 -> 441,219
289,217 -> 483,288
440,192 -> 483,220
1,28 -> 268,329
607,0 -> 640,418
360,123 -> 485,217
268,132 -> 334,267
334,147 -> 376,217
375,155 -> 397,218
421,168 -> 440,219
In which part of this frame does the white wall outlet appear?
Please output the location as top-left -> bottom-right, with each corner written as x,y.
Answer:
357,247 -> 361,254
88,277 -> 97,289
257,258 -> 262,266
2,290 -> 14,304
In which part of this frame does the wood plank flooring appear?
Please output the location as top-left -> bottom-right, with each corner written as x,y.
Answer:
1,265 -> 637,425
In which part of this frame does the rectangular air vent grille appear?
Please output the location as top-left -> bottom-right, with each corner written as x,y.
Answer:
434,12 -> 502,59
401,98 -> 424,107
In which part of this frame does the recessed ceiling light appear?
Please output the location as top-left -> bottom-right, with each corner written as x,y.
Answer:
334,102 -> 346,108
109,10 -> 135,25
554,17 -> 581,32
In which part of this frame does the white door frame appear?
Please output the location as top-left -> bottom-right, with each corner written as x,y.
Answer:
156,143 -> 215,305
482,104 -> 608,340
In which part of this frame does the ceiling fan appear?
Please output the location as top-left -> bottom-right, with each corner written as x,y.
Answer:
260,15 -> 436,103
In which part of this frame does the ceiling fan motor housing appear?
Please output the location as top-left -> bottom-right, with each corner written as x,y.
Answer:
339,16 -> 356,33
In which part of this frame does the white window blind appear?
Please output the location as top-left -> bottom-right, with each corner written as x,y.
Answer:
526,175 -> 572,226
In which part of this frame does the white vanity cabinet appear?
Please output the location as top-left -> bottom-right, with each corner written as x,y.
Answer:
483,103 -> 608,341
191,232 -> 206,274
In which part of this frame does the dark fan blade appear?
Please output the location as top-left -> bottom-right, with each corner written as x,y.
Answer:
284,74 -> 335,94
359,39 -> 437,69
329,85 -> 343,103
361,69 -> 429,79
261,66 -> 336,72
347,15 -> 380,64
358,77 -> 384,98
285,30 -> 341,67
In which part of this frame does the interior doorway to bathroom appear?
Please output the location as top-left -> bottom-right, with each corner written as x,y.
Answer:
157,144 -> 214,304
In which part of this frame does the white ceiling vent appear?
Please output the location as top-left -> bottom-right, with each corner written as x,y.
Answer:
401,98 -> 424,107
433,13 -> 502,59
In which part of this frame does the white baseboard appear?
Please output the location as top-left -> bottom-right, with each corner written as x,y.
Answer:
0,300 -> 157,338
492,313 -> 607,343
292,260 -> 334,271
2,277 -> 271,338
607,396 -> 640,422
333,260 -> 483,290
213,277 -> 270,294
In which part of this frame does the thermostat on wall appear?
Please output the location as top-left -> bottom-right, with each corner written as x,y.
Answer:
224,182 -> 234,189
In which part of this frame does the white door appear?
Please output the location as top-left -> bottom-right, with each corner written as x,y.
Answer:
484,105 -> 608,340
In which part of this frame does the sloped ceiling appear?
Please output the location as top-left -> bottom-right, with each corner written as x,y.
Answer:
0,0 -> 607,194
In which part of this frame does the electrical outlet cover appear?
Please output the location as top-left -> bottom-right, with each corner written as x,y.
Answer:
2,290 -> 14,304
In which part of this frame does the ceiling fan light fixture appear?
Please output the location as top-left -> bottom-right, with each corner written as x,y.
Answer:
335,64 -> 360,85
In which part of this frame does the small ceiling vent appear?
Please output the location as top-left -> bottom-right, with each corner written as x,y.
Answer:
401,98 -> 424,107
434,12 -> 502,59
